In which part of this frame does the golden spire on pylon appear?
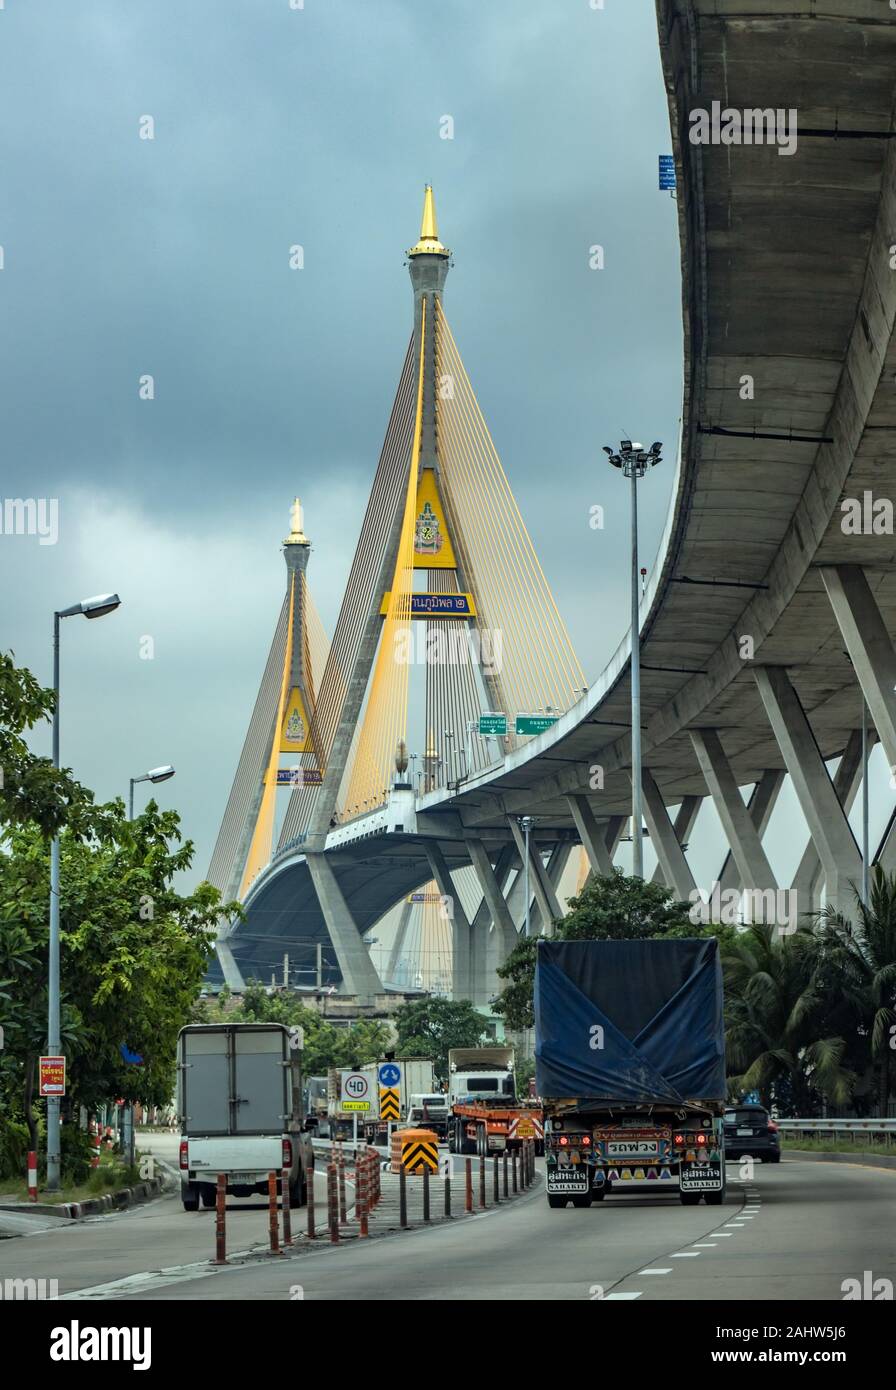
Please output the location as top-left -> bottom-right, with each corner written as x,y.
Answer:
407,184 -> 450,258
284,497 -> 309,546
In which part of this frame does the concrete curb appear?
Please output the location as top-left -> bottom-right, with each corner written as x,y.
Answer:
784,1149 -> 896,1171
0,1174 -> 169,1221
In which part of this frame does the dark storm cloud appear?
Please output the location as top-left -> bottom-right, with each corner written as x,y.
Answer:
0,0 -> 705,879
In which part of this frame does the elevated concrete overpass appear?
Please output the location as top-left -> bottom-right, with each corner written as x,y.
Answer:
223,1 -> 896,999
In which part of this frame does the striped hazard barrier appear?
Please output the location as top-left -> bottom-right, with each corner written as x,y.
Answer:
391,1127 -> 439,1175
379,1087 -> 400,1122
508,1115 -> 544,1143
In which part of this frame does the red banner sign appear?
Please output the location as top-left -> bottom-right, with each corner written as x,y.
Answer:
39,1055 -> 66,1097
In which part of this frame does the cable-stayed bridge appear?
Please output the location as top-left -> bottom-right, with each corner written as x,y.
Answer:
208,3 -> 896,1005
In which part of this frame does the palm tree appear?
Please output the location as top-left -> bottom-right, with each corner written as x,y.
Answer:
722,922 -> 855,1111
817,866 -> 896,1115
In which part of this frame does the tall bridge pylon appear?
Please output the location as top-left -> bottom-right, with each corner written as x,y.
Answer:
211,187 -> 586,996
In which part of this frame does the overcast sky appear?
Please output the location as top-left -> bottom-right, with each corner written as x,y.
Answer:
2,0 -> 887,896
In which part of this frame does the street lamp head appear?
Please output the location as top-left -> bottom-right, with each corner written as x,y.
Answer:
620,440 -> 633,454
80,593 -> 122,620
147,765 -> 175,784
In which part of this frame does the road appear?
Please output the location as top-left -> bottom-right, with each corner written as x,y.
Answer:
1,1145 -> 892,1301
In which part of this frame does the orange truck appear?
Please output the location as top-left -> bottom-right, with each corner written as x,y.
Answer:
446,1047 -> 544,1157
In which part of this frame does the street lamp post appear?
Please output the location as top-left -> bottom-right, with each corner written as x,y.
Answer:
603,441 -> 662,879
128,765 -> 176,820
47,593 -> 121,1191
519,815 -> 535,937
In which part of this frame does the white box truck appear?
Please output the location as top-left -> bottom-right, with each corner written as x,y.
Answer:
177,1022 -> 313,1211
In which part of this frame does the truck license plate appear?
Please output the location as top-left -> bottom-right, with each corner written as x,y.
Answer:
515,1121 -> 534,1138
680,1164 -> 722,1191
229,1173 -> 258,1184
547,1172 -> 589,1193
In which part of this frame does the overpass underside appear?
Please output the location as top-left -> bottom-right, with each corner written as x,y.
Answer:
225,2 -> 896,1001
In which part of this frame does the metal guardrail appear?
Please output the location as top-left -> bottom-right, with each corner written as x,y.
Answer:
777,1119 -> 896,1134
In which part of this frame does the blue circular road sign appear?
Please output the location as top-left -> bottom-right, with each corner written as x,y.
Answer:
379,1062 -> 401,1087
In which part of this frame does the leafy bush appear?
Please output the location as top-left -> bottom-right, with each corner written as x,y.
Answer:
0,1119 -> 32,1182
61,1125 -> 95,1186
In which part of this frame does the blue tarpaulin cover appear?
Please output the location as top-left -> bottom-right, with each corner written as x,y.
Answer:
534,938 -> 726,1103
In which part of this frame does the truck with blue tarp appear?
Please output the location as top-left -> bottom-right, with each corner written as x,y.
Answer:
534,938 -> 727,1209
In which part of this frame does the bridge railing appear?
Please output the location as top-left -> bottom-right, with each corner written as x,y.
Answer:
776,1118 -> 896,1139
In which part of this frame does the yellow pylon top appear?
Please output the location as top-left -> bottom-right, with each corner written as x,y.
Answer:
407,184 -> 450,258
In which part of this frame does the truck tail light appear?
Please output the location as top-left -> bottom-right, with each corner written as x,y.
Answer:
674,1134 -> 684,1145
581,1135 -> 591,1146
282,1138 -> 293,1169
179,1140 -> 188,1170
767,1120 -> 779,1132
697,1133 -> 707,1145
558,1135 -> 569,1146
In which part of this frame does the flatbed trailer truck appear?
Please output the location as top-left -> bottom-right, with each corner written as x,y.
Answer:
535,938 -> 726,1208
446,1046 -> 544,1156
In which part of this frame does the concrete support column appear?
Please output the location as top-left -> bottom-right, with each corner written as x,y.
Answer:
424,843 -> 472,1000
567,795 -> 614,876
821,565 -> 896,774
791,730 -> 864,914
469,845 -> 516,1006
690,730 -> 778,895
385,899 -> 413,987
527,841 -> 573,932
639,770 -> 696,900
214,939 -> 247,993
507,818 -> 563,932
651,796 -> 702,886
753,667 -> 861,914
718,771 -> 785,893
605,815 -> 626,861
305,853 -> 384,998
466,839 -> 518,961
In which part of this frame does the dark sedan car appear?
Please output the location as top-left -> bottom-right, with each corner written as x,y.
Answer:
724,1104 -> 781,1162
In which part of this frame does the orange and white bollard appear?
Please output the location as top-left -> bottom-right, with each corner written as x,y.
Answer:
213,1174 -> 227,1265
357,1147 -> 369,1238
327,1162 -> 339,1244
267,1171 -> 282,1255
281,1167 -> 292,1247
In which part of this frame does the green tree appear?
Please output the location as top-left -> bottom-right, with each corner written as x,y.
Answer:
0,652 -> 96,838
817,867 -> 896,1114
195,982 -> 391,1075
722,922 -> 855,1112
494,869 -> 705,1031
0,802 -> 235,1149
393,998 -> 488,1082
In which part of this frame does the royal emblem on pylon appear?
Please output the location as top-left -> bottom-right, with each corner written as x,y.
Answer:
285,707 -> 306,743
414,500 -> 444,556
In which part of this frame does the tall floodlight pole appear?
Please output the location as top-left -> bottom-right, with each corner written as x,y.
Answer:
128,765 -> 176,821
861,697 -> 869,907
519,815 -> 535,937
603,441 -> 662,879
47,593 -> 121,1191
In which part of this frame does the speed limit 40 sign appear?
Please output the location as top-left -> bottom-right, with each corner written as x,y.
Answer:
340,1070 -> 372,1111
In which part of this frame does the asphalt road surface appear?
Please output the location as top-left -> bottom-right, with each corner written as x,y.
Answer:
1,1140 -> 893,1302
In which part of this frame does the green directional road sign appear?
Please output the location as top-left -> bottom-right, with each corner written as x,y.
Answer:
479,712 -> 508,737
515,714 -> 559,737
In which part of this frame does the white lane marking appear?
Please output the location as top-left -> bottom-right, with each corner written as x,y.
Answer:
639,1268 -> 673,1275
671,1251 -> 700,1257
712,1232 -> 733,1237
603,1292 -> 643,1300
692,1242 -> 718,1247
724,1221 -> 746,1227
